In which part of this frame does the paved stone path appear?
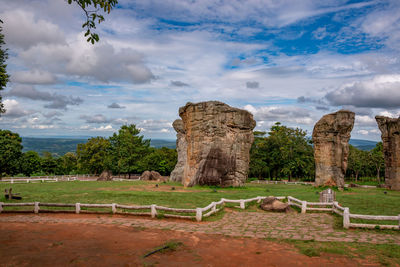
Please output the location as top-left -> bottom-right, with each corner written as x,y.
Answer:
1,211 -> 399,244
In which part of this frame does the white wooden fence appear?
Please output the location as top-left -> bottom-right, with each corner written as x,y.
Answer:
0,175 -> 142,184
0,196 -> 398,229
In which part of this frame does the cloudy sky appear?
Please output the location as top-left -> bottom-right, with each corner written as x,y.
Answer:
1,0 -> 400,141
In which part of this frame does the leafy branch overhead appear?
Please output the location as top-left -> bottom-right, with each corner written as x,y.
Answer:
67,0 -> 118,44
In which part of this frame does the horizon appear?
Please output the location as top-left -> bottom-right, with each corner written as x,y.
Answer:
1,1 -> 400,142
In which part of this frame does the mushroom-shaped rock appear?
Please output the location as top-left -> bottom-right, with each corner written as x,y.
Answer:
375,116 -> 400,190
312,110 -> 355,188
170,101 -> 256,187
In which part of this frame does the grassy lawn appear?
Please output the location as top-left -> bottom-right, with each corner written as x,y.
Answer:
0,181 -> 399,216
282,239 -> 400,266
1,180 -> 399,264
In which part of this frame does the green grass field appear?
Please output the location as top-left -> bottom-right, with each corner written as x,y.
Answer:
1,180 -> 400,265
1,181 -> 399,216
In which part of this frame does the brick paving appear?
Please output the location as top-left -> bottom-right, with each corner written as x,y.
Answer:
1,211 -> 399,244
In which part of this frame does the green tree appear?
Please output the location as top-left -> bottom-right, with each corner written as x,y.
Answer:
0,20 -> 9,114
369,142 -> 385,183
0,130 -> 23,176
249,123 -> 314,181
77,137 -> 111,174
20,151 -> 42,176
61,152 -> 78,174
41,152 -> 59,175
109,124 -> 150,177
347,145 -> 368,182
139,147 -> 177,175
68,0 -> 118,44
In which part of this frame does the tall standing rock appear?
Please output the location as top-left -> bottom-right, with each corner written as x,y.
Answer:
169,119 -> 187,182
312,110 -> 355,188
375,116 -> 400,190
170,101 -> 256,187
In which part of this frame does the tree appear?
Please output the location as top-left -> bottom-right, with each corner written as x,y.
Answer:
248,123 -> 314,181
0,130 -> 23,176
77,137 -> 111,174
347,145 -> 368,182
109,124 -> 150,177
139,147 -> 177,175
41,152 -> 59,175
20,151 -> 42,176
0,20 -> 9,114
61,152 -> 78,174
370,142 -> 385,183
68,0 -> 118,44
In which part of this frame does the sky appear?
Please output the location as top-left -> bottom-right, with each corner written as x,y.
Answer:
1,0 -> 400,141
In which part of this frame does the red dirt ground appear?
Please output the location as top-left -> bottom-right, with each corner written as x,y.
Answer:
0,219 -> 377,267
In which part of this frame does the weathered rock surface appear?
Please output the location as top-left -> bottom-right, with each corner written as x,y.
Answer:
312,110 -> 355,188
376,116 -> 400,190
170,101 -> 256,187
260,197 -> 291,212
141,170 -> 163,181
97,170 -> 112,181
169,120 -> 187,182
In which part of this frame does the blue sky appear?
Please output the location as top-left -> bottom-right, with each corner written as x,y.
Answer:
1,0 -> 400,141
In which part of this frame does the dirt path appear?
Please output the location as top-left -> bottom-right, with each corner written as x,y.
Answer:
0,221 -> 378,267
1,211 -> 399,244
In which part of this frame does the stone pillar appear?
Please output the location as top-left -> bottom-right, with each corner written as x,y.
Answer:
170,101 -> 256,187
375,116 -> 400,190
312,110 -> 355,188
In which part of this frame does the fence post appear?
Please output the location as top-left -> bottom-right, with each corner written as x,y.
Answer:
333,201 -> 338,212
398,214 -> 400,230
151,205 -> 157,218
343,208 -> 350,229
240,200 -> 245,209
112,203 -> 117,214
0,202 -> 3,213
75,203 -> 80,214
212,202 -> 216,212
34,202 -> 39,214
288,196 -> 291,206
11,179 -> 13,184
301,201 -> 307,214
196,208 -> 202,222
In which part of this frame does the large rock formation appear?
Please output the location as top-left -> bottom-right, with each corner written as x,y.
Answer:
375,116 -> 400,190
170,101 -> 256,187
169,120 -> 187,182
312,110 -> 355,188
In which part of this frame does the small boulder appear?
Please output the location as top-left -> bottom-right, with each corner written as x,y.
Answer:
97,170 -> 112,181
141,170 -> 163,181
150,171 -> 162,180
260,197 -> 291,212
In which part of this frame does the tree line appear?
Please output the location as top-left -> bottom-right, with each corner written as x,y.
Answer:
0,125 -> 177,177
248,122 -> 384,182
0,123 -> 384,182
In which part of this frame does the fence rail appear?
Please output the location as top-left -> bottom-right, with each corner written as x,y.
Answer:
0,196 -> 398,230
0,175 -> 144,184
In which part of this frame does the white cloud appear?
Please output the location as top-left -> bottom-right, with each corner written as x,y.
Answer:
2,99 -> 32,118
11,70 -> 57,84
244,105 -> 315,126
1,9 -> 65,49
326,75 -> 400,108
355,115 -> 377,127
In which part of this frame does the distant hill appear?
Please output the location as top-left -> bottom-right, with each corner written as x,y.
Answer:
21,137 -> 177,156
21,137 -> 377,156
22,137 -> 88,156
349,139 -> 378,151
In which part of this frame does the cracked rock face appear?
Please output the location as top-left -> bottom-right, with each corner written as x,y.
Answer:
170,101 -> 256,187
376,116 -> 400,190
312,110 -> 355,188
